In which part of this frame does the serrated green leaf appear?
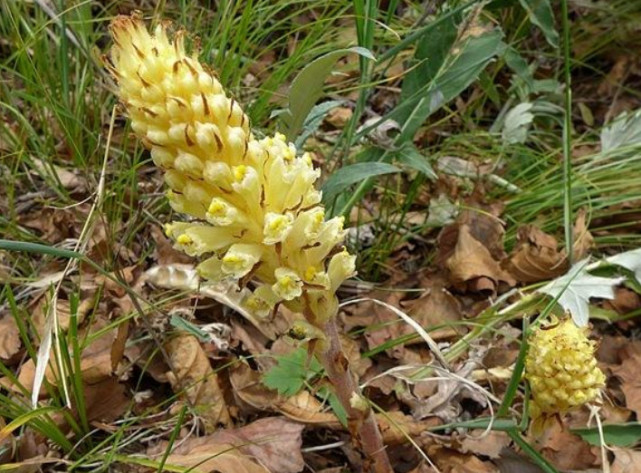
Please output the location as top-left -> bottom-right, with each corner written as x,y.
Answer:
572,423 -> 641,447
263,347 -> 322,397
537,260 -> 624,326
279,47 -> 374,141
601,109 -> 641,154
606,248 -> 641,284
518,0 -> 559,48
321,162 -> 401,204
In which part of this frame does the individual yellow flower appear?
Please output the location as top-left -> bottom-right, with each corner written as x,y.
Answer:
525,318 -> 605,425
108,14 -> 355,321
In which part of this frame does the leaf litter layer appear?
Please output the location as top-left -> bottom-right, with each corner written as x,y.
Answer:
2,1 -> 641,472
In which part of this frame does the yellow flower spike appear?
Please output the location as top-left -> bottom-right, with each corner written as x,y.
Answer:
525,318 -> 605,426
108,14 -> 356,313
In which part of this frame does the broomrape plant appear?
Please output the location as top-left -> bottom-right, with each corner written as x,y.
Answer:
107,13 -> 392,472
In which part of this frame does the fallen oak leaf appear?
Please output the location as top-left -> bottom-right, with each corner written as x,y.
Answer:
154,443 -> 270,473
151,417 -> 305,473
164,333 -> 232,430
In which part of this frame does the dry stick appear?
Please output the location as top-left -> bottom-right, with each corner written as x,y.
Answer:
317,316 -> 393,473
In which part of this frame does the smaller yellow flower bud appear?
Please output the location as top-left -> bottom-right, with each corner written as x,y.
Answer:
328,249 -> 357,293
221,244 -> 262,278
272,268 -> 303,300
206,197 -> 240,226
263,212 -> 294,244
176,234 -> 192,245
243,285 -> 279,319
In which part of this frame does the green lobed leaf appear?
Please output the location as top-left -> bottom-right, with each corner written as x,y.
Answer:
321,162 -> 401,204
263,347 -> 322,397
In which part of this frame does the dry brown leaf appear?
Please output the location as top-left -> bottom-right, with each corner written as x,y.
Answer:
158,443 -> 270,473
537,422 -> 598,470
31,297 -> 94,340
165,334 -> 231,429
445,225 -> 515,294
0,314 -> 20,360
325,107 -> 353,128
404,282 -> 463,341
31,158 -> 87,193
612,348 -> 641,418
152,417 -> 305,473
342,286 -> 408,358
16,319 -> 118,396
459,431 -> 511,459
427,445 -> 498,473
611,447 -> 641,473
229,363 -> 440,444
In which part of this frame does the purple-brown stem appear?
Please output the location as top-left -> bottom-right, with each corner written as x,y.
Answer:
318,317 -> 393,473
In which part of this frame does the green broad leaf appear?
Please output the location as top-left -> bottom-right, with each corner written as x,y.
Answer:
395,143 -> 437,180
572,423 -> 641,447
518,0 -> 559,48
263,347 -> 322,397
321,162 -> 401,204
396,28 -> 506,142
294,99 -> 346,148
279,47 -> 374,141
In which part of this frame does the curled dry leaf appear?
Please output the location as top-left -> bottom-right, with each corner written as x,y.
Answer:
230,361 -> 338,426
611,347 -> 641,419
151,417 -> 305,473
164,334 -> 231,429
0,314 -> 20,360
505,209 -> 594,283
445,225 -> 515,294
458,430 -> 511,460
